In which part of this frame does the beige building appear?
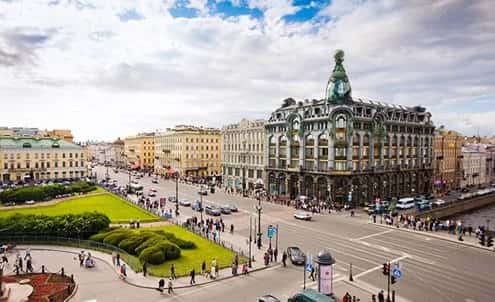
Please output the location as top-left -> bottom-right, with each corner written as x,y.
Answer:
154,125 -> 221,178
461,144 -> 487,188
433,127 -> 463,194
44,129 -> 74,142
0,137 -> 87,183
221,119 -> 265,193
124,133 -> 155,170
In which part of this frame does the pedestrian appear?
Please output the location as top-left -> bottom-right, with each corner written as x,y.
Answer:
231,262 -> 236,275
190,268 -> 196,285
342,292 -> 349,302
264,252 -> 269,266
24,248 -> 31,260
274,248 -> 278,262
167,278 -> 173,294
234,254 -> 239,266
143,261 -> 148,277
26,257 -> 33,273
111,251 -> 116,266
310,266 -> 315,281
170,263 -> 176,279
230,224 -> 234,234
282,251 -> 287,267
157,279 -> 165,293
268,247 -> 274,262
137,219 -> 140,229
120,264 -> 126,278
79,251 -> 85,267
242,263 -> 248,275
377,290 -> 385,302
201,260 -> 206,275
116,253 -> 121,266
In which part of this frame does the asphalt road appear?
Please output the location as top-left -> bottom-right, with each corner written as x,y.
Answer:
94,167 -> 495,302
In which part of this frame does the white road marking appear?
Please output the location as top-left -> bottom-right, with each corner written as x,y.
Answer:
352,229 -> 395,241
353,254 -> 410,279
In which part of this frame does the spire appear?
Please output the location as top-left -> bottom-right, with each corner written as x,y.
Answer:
325,49 -> 352,105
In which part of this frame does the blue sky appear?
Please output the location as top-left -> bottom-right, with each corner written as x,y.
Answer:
0,0 -> 493,141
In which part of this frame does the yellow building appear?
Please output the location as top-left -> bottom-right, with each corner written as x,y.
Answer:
154,125 -> 221,177
44,129 -> 74,142
433,127 -> 463,194
0,137 -> 87,183
124,133 -> 155,170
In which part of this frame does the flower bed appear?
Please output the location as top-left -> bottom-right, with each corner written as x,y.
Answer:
2,273 -> 75,302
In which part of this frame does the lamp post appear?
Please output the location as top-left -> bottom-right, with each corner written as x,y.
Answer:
248,215 -> 252,268
256,191 -> 262,249
174,157 -> 180,216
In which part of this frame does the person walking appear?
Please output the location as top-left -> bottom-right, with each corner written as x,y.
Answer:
282,251 -> 287,267
190,268 -> 196,285
201,260 -> 206,275
157,279 -> 165,293
167,278 -> 173,295
274,248 -> 278,262
377,290 -> 385,302
309,266 -> 316,281
26,257 -> 33,273
79,251 -> 85,267
170,263 -> 177,279
142,261 -> 148,277
116,253 -> 121,266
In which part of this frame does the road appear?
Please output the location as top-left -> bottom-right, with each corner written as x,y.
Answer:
94,166 -> 495,302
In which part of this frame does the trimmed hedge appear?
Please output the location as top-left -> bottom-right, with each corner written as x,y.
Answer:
139,246 -> 166,265
0,181 -> 97,204
102,232 -> 129,246
118,235 -> 150,254
0,212 -> 110,239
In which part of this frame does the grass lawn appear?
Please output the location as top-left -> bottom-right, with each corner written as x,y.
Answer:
0,193 -> 159,223
144,225 -> 245,277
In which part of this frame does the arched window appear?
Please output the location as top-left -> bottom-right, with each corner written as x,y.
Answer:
336,115 -> 346,128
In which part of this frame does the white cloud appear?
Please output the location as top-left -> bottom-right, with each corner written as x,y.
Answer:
0,0 -> 494,141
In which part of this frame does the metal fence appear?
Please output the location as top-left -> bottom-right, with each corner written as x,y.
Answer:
0,235 -> 142,273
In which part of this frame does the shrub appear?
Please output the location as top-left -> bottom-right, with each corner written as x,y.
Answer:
103,232 -> 129,246
138,246 -> 166,265
89,232 -> 110,242
118,235 -> 149,254
0,212 -> 110,239
169,237 -> 196,249
134,236 -> 163,255
156,242 -> 181,260
0,181 -> 97,204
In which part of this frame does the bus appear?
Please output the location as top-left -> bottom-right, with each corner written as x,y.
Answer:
396,197 -> 415,210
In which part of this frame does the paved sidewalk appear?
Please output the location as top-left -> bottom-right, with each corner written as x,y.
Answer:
370,221 -> 494,251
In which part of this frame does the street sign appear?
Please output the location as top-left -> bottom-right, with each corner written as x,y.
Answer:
267,226 -> 274,238
306,262 -> 313,272
392,267 -> 402,279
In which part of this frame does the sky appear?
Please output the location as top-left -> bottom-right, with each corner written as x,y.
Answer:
0,0 -> 494,141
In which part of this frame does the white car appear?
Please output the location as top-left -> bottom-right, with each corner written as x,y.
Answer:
432,199 -> 446,207
25,200 -> 35,205
148,192 -> 157,197
150,188 -> 157,192
179,199 -> 191,206
294,212 -> 312,221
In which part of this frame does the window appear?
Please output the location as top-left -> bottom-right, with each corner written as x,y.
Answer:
55,162 -> 58,168
27,162 -> 30,168
336,116 -> 346,128
69,153 -> 73,158
17,163 -> 21,169
47,162 -> 50,168
3,163 -> 7,169
62,162 -> 66,167
62,153 -> 66,158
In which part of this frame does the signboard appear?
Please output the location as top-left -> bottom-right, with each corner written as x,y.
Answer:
319,264 -> 333,295
306,262 -> 313,272
392,267 -> 402,279
267,226 -> 275,238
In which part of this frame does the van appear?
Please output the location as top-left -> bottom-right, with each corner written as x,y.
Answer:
396,197 -> 415,210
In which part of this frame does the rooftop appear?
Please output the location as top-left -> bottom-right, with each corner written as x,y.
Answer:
0,137 -> 83,150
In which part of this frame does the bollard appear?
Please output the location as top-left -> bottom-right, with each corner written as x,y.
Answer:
392,290 -> 395,302
71,274 -> 74,283
349,263 -> 354,281
42,265 -> 45,273
61,267 -> 64,276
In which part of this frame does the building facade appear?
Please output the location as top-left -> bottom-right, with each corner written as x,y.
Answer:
154,125 -> 221,178
124,133 -> 155,170
222,119 -> 266,193
0,137 -> 87,183
265,50 -> 435,205
461,144 -> 487,188
433,127 -> 463,194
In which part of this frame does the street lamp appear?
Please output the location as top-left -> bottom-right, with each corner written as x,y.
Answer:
174,157 -> 180,216
241,140 -> 248,197
256,191 -> 262,249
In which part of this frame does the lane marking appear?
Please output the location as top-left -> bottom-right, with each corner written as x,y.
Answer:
352,229 -> 394,241
353,254 -> 410,279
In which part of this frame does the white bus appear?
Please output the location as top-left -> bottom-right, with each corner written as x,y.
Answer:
396,197 -> 415,210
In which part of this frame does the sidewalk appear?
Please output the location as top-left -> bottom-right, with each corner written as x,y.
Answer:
370,221 -> 494,251
15,244 -> 278,290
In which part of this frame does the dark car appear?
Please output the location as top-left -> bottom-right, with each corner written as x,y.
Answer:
287,246 -> 305,265
220,205 -> 232,214
258,295 -> 281,302
205,205 -> 221,216
168,196 -> 177,203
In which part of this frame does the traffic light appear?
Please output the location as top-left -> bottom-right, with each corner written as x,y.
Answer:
487,235 -> 494,247
382,263 -> 389,275
479,233 -> 486,246
391,276 -> 396,284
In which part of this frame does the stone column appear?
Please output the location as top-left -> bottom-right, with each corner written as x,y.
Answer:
358,132 -> 364,171
299,135 -> 305,168
328,138 -> 334,169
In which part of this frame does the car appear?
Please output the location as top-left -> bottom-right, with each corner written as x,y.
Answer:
220,205 -> 232,214
25,200 -> 35,205
113,169 -> 119,173
294,212 -> 312,221
432,199 -> 446,207
151,179 -> 159,184
191,200 -> 203,211
148,192 -> 157,197
205,205 -> 221,216
258,295 -> 281,302
149,188 -> 157,192
286,246 -> 305,265
131,180 -> 139,184
168,196 -> 177,203
4,202 -> 16,207
227,204 -> 238,212
179,199 -> 191,207
198,189 -> 208,196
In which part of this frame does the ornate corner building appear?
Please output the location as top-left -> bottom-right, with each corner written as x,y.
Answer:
264,50 -> 435,205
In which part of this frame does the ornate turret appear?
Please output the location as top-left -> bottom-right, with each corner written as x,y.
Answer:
325,50 -> 352,105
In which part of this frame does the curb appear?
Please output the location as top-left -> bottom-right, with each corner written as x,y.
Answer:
15,245 -> 280,291
369,222 -> 494,252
